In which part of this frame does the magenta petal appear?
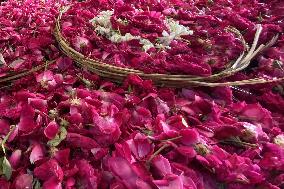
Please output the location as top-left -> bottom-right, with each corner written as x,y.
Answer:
195,155 -> 210,167
211,86 -> 233,105
30,144 -> 44,164
91,110 -> 122,145
9,149 -> 22,169
8,127 -> 18,143
44,121 -> 59,139
131,162 -> 152,181
181,175 -> 197,189
136,179 -> 153,189
28,36 -> 52,49
0,119 -> 10,135
34,159 -> 63,181
36,70 -> 54,83
177,146 -> 197,158
113,143 -> 132,162
93,113 -> 119,134
18,105 -> 37,134
75,160 -> 99,188
66,133 -> 99,149
127,133 -> 153,160
91,147 -> 108,160
109,157 -> 137,179
240,103 -> 273,129
167,115 -> 189,129
273,173 -> 284,186
180,129 -> 200,146
246,170 -> 264,184
65,177 -> 75,187
214,125 -> 242,139
56,57 -> 73,71
28,98 -> 47,112
110,182 -> 125,189
97,91 -> 126,110
153,174 -> 183,189
54,148 -> 70,165
108,157 -> 138,188
205,154 -> 222,168
68,113 -> 83,125
42,177 -> 62,189
0,178 -> 10,188
152,155 -> 172,177
14,174 -> 33,189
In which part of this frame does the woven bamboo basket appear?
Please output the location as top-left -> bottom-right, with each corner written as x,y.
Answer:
54,8 -> 284,87
0,62 -> 54,85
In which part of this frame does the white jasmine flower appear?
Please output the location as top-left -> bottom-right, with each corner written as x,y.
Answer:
274,134 -> 284,147
110,33 -> 123,43
124,33 -> 138,41
117,18 -> 128,25
95,26 -> 111,36
90,10 -> 193,52
166,18 -> 193,38
140,39 -> 155,52
90,10 -> 114,28
155,43 -> 171,50
243,122 -> 258,137
158,18 -> 193,48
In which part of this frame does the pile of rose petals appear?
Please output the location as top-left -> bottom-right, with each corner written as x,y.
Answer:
0,0 -> 284,189
59,0 -> 283,75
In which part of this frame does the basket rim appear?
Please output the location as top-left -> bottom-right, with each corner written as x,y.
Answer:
54,6 -> 284,87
